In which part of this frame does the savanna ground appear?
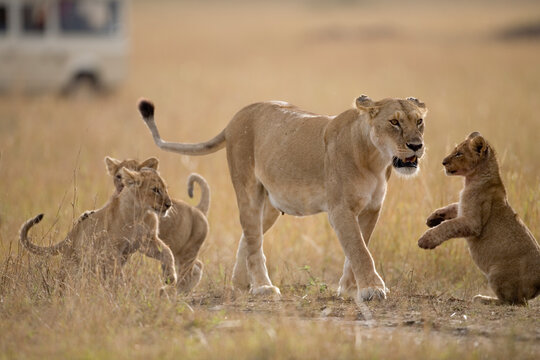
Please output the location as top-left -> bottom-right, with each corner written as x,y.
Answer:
1,0 -> 539,358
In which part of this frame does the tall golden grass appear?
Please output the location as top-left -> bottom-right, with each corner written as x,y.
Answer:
0,1 -> 539,358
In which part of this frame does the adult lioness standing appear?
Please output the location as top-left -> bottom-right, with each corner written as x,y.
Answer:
138,95 -> 427,302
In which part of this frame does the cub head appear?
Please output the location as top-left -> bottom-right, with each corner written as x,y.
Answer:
105,156 -> 159,193
355,95 -> 428,176
120,167 -> 172,215
442,132 -> 490,176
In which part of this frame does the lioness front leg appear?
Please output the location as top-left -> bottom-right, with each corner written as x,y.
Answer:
418,217 -> 480,249
426,203 -> 459,227
338,208 -> 381,299
329,206 -> 386,302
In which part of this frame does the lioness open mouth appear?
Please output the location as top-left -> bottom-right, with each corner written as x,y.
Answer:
392,155 -> 418,169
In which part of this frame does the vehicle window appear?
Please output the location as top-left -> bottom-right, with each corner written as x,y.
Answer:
22,2 -> 47,34
0,5 -> 7,33
59,0 -> 119,35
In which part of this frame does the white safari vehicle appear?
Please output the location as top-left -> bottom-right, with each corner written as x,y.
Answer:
0,0 -> 128,93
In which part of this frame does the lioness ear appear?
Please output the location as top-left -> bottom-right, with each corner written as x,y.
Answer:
469,135 -> 488,155
139,157 -> 159,170
355,95 -> 379,118
121,168 -> 142,187
407,97 -> 428,117
467,131 -> 481,140
406,97 -> 426,108
105,157 -> 122,176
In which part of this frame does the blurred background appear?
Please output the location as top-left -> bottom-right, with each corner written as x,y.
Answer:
1,0 -> 539,296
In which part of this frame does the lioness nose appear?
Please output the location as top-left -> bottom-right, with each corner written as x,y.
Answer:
164,202 -> 172,210
406,143 -> 423,151
442,158 -> 449,166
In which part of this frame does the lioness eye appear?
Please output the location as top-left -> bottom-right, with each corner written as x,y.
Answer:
455,152 -> 462,157
115,175 -> 121,179
389,119 -> 399,126
417,118 -> 423,126
152,187 -> 160,194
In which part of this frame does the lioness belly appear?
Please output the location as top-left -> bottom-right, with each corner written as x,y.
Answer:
266,185 -> 327,216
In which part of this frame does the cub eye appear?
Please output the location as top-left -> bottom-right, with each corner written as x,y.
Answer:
152,187 -> 161,195
389,119 -> 400,126
417,118 -> 423,126
455,152 -> 463,158
115,175 -> 122,179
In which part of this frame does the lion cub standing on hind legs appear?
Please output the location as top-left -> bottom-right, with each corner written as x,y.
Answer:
19,163 -> 178,290
104,156 -> 210,294
138,95 -> 428,303
418,132 -> 540,305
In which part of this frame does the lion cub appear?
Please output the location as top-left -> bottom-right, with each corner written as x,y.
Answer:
20,164 -> 177,288
105,156 -> 209,294
418,132 -> 540,305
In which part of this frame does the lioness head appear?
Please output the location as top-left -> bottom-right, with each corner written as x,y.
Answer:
105,156 -> 159,193
120,167 -> 172,215
442,132 -> 490,176
355,95 -> 428,175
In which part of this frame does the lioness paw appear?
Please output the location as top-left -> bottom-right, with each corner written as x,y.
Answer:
250,285 -> 281,298
358,286 -> 387,301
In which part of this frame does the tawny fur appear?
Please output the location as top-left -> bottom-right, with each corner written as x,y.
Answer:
138,95 -> 427,303
105,156 -> 209,294
419,132 -> 540,305
20,165 -> 178,288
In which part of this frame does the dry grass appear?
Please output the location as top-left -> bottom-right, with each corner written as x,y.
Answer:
0,0 -> 539,359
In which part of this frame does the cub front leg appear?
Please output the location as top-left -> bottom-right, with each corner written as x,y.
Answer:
426,203 -> 459,227
329,206 -> 386,302
418,217 -> 480,249
139,212 -> 177,286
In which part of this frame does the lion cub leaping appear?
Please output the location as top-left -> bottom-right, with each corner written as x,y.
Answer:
104,156 -> 209,294
20,162 -> 177,288
418,132 -> 540,305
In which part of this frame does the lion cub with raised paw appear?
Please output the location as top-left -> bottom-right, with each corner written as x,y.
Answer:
20,164 -> 177,289
418,132 -> 540,305
105,156 -> 209,294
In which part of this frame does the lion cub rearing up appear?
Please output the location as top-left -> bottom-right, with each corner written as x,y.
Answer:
20,164 -> 177,288
105,156 -> 209,294
418,132 -> 540,305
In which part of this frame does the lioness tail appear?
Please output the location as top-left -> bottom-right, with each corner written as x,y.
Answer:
138,99 -> 226,156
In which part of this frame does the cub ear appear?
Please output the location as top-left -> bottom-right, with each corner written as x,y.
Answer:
469,135 -> 488,155
467,131 -> 481,139
121,168 -> 142,187
355,95 -> 379,118
139,157 -> 159,170
105,157 -> 122,176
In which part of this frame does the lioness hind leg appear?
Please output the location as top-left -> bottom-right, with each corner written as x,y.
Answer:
232,197 -> 279,291
473,294 -> 501,305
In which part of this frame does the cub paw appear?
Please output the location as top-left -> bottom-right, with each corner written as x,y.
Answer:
426,213 -> 445,227
418,231 -> 440,249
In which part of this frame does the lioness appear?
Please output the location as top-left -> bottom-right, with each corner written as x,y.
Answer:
418,132 -> 540,305
20,165 -> 177,287
138,95 -> 427,302
105,156 -> 209,294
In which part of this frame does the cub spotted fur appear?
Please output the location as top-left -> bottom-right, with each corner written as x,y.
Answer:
418,132 -> 540,305
20,164 -> 177,287
105,156 -> 209,294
